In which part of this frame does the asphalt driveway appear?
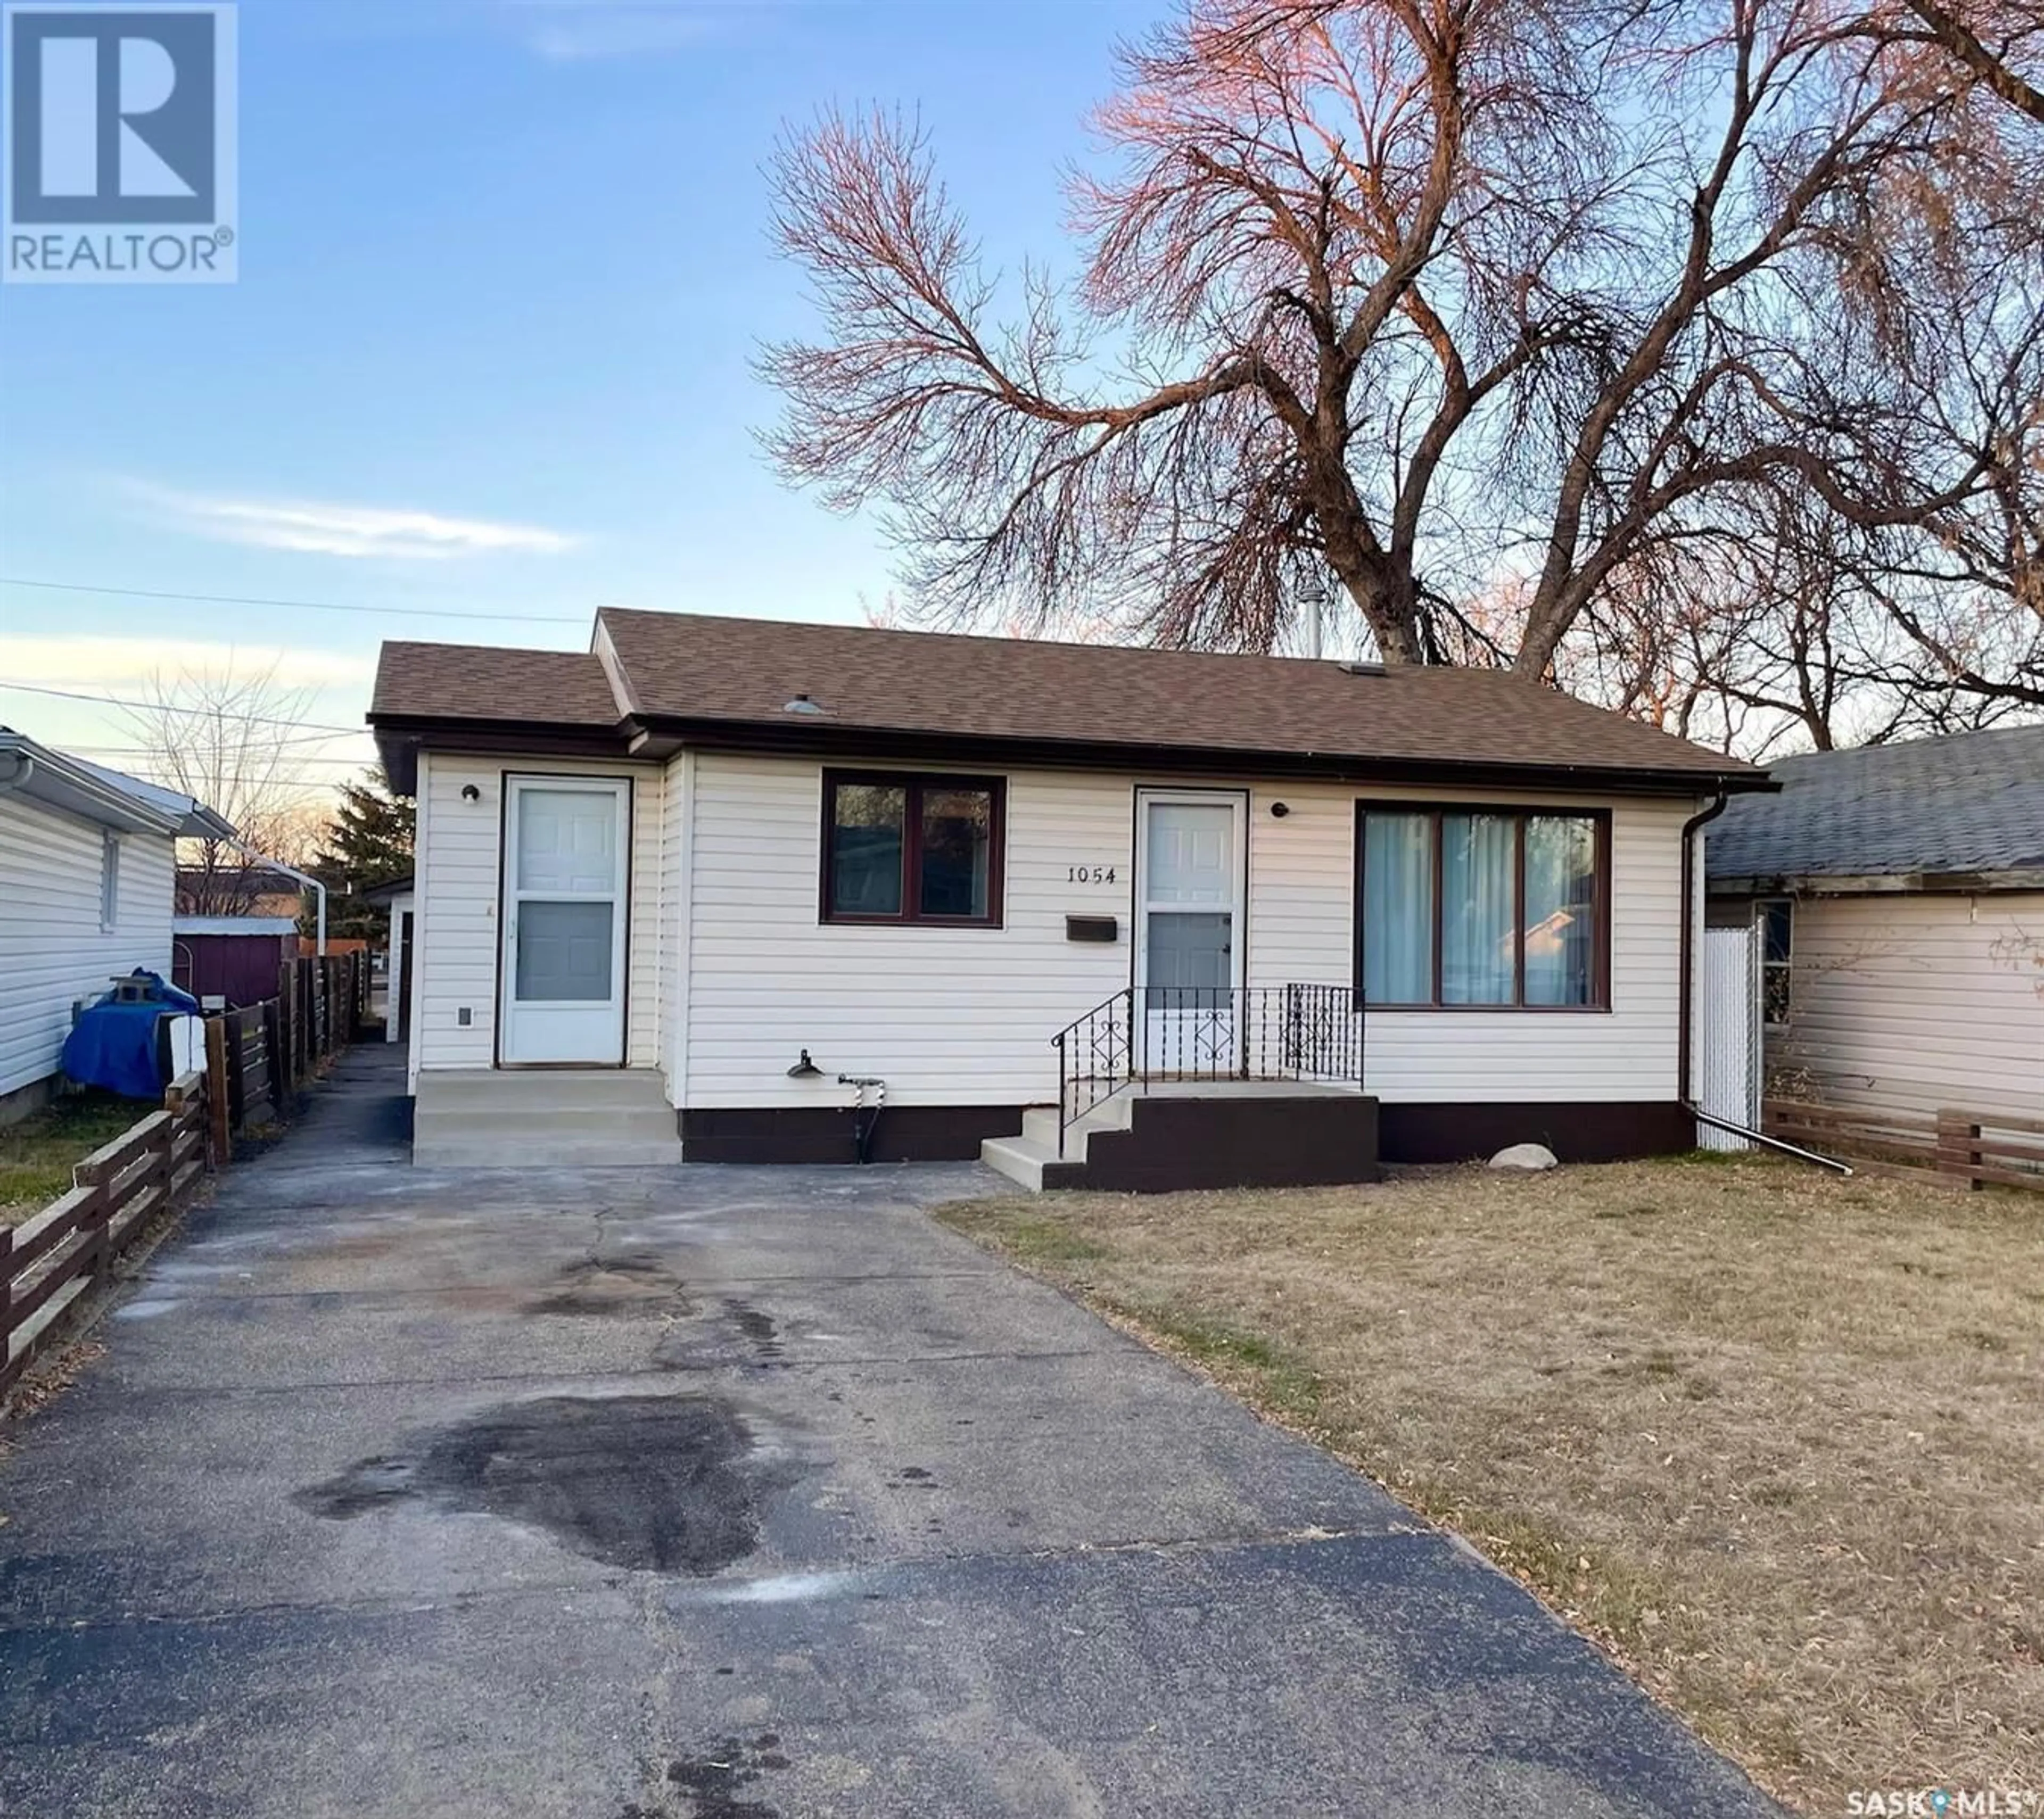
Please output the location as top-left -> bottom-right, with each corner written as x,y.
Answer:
0,1046 -> 1777,1818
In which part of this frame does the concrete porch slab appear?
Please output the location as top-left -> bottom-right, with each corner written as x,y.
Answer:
412,1066 -> 681,1167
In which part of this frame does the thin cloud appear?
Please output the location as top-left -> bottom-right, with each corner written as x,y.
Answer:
0,635 -> 377,693
134,485 -> 578,560
511,1 -> 745,61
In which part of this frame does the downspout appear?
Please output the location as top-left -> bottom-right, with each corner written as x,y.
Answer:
1677,789 -> 1853,1176
1692,1104 -> 1853,1174
1676,790 -> 1729,1109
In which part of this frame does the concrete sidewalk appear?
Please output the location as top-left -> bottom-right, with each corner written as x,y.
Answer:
0,1045 -> 1778,1818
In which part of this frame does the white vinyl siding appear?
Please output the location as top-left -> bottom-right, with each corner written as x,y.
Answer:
686,757 -> 1133,1107
410,754 -> 664,1082
0,792 -> 176,1100
1245,783 -> 1691,1101
1765,891 -> 2044,1124
682,754 -> 1697,1109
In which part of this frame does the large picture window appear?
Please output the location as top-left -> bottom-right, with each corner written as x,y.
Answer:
822,772 -> 1004,926
1357,805 -> 1609,1008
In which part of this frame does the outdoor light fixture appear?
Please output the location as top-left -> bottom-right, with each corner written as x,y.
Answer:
1270,801 -> 1291,818
787,1049 -> 823,1078
460,783 -> 481,801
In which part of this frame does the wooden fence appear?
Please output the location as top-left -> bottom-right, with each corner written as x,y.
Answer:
2,950 -> 368,1400
1765,1099 -> 2044,1193
2,1069 -> 212,1395
212,951 -> 366,1142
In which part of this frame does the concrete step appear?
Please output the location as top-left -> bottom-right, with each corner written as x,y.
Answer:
417,1069 -> 669,1110
414,1132 -> 684,1169
998,1083 -> 1381,1193
414,1105 -> 677,1139
993,1100 -> 1137,1186
411,1069 -> 679,1166
1024,1098 -> 1132,1151
979,1134 -> 1060,1192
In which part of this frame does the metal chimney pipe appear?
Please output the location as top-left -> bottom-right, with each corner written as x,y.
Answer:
1298,574 -> 1329,659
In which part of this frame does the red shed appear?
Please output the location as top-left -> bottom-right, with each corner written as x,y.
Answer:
170,916 -> 299,1010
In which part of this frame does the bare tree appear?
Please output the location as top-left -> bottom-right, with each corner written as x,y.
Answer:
1881,1 -> 2044,124
1559,503 -> 2032,756
117,662 -> 328,915
762,0 -> 2038,682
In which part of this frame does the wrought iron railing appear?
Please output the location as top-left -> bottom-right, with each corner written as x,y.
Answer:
1050,984 -> 1365,1157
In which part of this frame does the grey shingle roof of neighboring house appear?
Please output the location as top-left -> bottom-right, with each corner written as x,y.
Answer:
1707,724 -> 2044,886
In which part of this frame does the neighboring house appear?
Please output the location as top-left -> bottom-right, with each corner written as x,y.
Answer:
368,610 -> 1764,1184
176,863 -> 305,920
364,873 -> 415,1044
1707,725 -> 2044,1126
0,727 -> 236,1122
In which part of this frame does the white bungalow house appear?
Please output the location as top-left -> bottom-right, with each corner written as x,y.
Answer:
368,610 -> 1766,1186
0,727 -> 236,1123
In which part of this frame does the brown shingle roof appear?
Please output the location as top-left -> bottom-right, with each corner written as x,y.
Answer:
368,611 -> 1762,788
592,608 -> 1756,782
371,642 -> 620,727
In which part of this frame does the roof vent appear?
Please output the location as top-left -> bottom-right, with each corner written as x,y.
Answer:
782,692 -> 826,715
1338,660 -> 1387,677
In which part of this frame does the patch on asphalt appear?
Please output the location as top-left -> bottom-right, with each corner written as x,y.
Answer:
619,1733 -> 790,1819
524,1255 -> 692,1318
294,1394 -> 785,1573
640,1733 -> 790,1818
653,1298 -> 784,1369
722,1300 -> 783,1358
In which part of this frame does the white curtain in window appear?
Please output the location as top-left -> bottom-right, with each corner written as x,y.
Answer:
1362,813 -> 1432,1002
1441,813 -> 1515,1003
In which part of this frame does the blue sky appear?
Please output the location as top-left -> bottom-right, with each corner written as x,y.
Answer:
0,0 -> 1161,792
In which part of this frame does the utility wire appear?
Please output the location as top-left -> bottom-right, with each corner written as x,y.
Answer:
62,744 -> 370,766
0,575 -> 586,625
0,679 -> 367,737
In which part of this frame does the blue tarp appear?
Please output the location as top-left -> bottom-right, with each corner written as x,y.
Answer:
60,971 -> 204,1100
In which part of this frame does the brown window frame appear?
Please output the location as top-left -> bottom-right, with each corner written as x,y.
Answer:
820,770 -> 1007,928
1354,802 -> 1612,1012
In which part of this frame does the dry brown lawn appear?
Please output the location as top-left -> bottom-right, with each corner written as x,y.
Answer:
936,1156 -> 2044,1813
0,1092 -> 145,1227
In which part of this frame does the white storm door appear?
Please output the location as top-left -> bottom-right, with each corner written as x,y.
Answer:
499,778 -> 629,1065
1135,791 -> 1247,1077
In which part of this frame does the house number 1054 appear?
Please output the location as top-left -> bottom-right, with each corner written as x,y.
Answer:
1068,864 -> 1118,883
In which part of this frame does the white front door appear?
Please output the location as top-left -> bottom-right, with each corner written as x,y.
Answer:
1135,790 -> 1247,1076
499,777 -> 629,1065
